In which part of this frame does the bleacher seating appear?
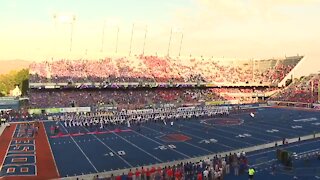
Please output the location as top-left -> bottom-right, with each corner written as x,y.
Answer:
28,89 -> 228,109
27,55 -> 303,108
29,55 -> 302,84
270,74 -> 320,103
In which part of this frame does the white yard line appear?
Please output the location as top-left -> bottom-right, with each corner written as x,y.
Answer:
177,121 -> 254,146
42,122 -> 60,177
104,127 -> 163,163
130,128 -> 191,159
59,122 -> 98,173
247,139 -> 320,158
250,148 -> 320,167
142,125 -> 215,154
81,127 -> 133,168
186,120 -> 269,143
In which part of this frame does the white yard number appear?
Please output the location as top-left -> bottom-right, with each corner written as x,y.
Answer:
106,151 -> 126,157
156,145 -> 176,150
159,145 -> 167,150
118,151 -> 126,156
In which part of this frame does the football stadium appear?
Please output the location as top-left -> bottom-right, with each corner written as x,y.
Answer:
0,1 -> 320,180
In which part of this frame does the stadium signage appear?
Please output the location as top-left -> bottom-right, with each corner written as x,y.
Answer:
205,101 -> 225,105
126,108 -> 153,114
28,107 -> 91,114
59,107 -> 91,113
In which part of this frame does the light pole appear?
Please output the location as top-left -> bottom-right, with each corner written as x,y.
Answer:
101,19 -> 120,54
167,27 -> 183,57
167,28 -> 173,57
115,26 -> 119,54
129,23 -> 134,56
69,15 -> 76,52
178,33 -> 183,57
142,25 -> 148,55
53,13 -> 76,52
100,21 -> 106,52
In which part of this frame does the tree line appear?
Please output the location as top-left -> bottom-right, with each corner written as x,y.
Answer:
0,69 -> 29,96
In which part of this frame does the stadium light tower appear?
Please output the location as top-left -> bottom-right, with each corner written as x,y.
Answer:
167,28 -> 172,57
115,26 -> 119,54
129,22 -> 148,56
142,25 -> 148,55
53,13 -> 76,52
100,18 -> 120,53
129,23 -> 135,56
178,32 -> 183,57
167,27 -> 183,57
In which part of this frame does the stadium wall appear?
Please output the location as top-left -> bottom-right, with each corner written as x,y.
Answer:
278,56 -> 305,87
267,100 -> 320,109
28,107 -> 91,115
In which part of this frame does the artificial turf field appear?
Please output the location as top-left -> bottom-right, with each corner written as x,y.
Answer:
1,106 -> 320,179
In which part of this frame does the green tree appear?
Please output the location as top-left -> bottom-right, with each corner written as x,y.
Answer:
0,69 -> 29,96
14,69 -> 29,95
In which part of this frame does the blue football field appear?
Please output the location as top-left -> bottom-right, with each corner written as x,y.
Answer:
43,107 -> 320,178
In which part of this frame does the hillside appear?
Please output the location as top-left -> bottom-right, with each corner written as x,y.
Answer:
0,60 -> 30,74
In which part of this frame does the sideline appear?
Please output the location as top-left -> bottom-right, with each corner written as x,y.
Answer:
59,132 -> 320,180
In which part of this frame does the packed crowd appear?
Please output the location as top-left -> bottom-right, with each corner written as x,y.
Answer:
28,87 -> 274,109
0,109 -> 31,121
270,73 -> 320,103
87,151 -> 248,180
28,88 -> 228,109
29,55 -> 301,84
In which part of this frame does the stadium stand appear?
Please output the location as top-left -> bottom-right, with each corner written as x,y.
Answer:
28,55 -> 302,109
3,54 -> 320,180
28,89 -> 227,109
29,55 -> 302,84
270,73 -> 320,103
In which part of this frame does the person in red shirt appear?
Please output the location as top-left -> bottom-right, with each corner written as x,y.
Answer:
127,169 -> 133,180
146,168 -> 151,180
115,175 -> 121,180
150,166 -> 156,179
135,168 -> 141,179
197,172 -> 203,180
141,167 -> 146,180
166,167 -> 173,179
174,170 -> 182,180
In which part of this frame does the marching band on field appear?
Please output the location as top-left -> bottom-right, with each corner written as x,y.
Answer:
54,106 -> 231,129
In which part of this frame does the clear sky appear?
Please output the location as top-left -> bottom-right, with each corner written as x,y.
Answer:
0,0 -> 319,76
